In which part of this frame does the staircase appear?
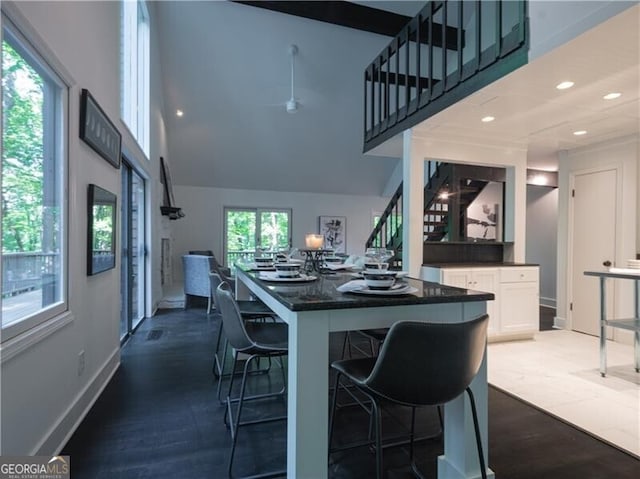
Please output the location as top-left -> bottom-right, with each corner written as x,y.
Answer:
365,163 -> 503,262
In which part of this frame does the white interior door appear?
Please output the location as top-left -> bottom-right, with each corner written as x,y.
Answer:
571,168 -> 616,336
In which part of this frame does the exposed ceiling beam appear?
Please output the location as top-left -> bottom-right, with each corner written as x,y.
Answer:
233,1 -> 412,37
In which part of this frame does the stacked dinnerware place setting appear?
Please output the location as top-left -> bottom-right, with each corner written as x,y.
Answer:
242,255 -> 276,271
258,261 -> 317,282
322,254 -> 357,272
337,261 -> 418,296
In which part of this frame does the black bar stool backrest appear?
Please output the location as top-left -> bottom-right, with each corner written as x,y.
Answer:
214,281 -> 253,352
365,314 -> 489,406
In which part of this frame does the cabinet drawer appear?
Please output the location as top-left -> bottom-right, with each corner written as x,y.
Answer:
500,267 -> 538,283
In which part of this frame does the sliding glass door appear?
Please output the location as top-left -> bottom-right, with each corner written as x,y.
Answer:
120,161 -> 147,341
224,207 -> 291,267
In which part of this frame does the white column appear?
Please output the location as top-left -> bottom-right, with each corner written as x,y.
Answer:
504,158 -> 527,262
287,310 -> 330,478
402,129 -> 425,278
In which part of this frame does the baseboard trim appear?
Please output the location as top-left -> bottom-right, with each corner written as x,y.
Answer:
31,347 -> 121,456
540,297 -> 556,309
554,316 -> 567,329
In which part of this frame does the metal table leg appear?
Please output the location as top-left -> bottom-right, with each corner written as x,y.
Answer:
635,279 -> 639,373
599,276 -> 607,377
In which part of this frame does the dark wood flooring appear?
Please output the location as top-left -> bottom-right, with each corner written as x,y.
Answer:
61,307 -> 639,478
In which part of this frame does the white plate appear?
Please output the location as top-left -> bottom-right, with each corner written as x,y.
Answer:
258,271 -> 317,282
245,262 -> 275,270
348,284 -> 418,296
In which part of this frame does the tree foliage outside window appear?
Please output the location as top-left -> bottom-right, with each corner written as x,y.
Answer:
226,211 -> 256,253
260,211 -> 288,251
92,205 -> 114,252
2,41 -> 45,253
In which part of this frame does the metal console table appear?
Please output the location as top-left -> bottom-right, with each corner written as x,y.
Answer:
584,269 -> 640,377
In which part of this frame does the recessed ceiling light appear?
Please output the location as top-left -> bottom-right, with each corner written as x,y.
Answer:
573,130 -> 587,136
481,116 -> 495,123
556,81 -> 574,90
176,109 -> 184,117
603,92 -> 621,100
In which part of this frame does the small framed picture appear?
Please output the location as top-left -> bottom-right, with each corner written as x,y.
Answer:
319,216 -> 346,253
80,89 -> 122,169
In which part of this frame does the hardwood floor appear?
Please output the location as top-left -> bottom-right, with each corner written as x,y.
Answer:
61,307 -> 639,478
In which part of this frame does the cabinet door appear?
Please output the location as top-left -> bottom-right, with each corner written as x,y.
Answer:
471,270 -> 499,336
442,269 -> 499,337
500,282 -> 539,333
442,269 -> 472,289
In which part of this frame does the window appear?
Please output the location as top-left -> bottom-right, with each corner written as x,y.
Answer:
121,0 -> 149,157
1,14 -> 68,340
224,208 -> 292,267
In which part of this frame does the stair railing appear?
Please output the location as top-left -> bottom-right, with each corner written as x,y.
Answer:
366,182 -> 403,250
364,0 -> 528,152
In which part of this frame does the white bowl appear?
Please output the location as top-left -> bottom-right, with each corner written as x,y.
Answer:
275,263 -> 302,278
362,271 -> 397,290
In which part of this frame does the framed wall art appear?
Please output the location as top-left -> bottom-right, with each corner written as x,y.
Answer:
319,216 -> 346,253
80,89 -> 122,168
87,184 -> 117,275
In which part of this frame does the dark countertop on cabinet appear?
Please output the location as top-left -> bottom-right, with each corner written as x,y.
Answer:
236,267 -> 494,312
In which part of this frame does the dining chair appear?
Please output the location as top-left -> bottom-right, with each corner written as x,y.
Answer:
329,314 -> 490,479
214,281 -> 288,478
182,254 -> 215,312
342,328 -> 389,358
210,272 -> 279,403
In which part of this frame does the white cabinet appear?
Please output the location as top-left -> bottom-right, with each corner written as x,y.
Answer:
441,268 -> 500,337
498,268 -> 539,336
422,265 -> 539,341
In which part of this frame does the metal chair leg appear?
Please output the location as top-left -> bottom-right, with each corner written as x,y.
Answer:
371,397 -> 383,479
328,372 -> 342,459
227,354 -> 254,476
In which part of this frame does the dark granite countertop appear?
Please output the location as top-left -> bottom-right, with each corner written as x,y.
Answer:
423,262 -> 539,268
236,267 -> 494,312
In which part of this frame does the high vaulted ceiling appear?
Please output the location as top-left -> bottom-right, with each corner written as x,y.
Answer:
156,1 -> 639,195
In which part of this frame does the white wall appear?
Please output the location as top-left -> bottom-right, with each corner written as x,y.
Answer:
556,135 -> 639,331
0,1 -> 169,455
169,185 -> 389,282
528,0 -> 636,61
526,185 -> 558,307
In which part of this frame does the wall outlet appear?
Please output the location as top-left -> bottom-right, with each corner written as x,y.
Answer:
78,350 -> 85,377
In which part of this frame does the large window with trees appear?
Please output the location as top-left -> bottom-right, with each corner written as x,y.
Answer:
2,14 -> 68,340
121,0 -> 150,157
224,208 -> 292,267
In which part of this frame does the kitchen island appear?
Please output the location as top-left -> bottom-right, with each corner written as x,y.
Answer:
235,267 -> 495,479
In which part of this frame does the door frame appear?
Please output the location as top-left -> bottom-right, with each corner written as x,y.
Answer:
567,163 -> 622,333
120,158 -> 148,343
